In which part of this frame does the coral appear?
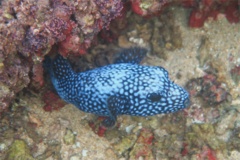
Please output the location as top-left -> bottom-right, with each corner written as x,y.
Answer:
182,144 -> 217,160
188,9 -> 207,28
0,0 -> 124,112
45,18 -> 69,42
19,27 -> 50,57
224,1 -> 240,23
0,54 -> 30,113
201,74 -> 230,104
42,91 -> 66,112
130,0 -> 239,28
88,116 -> 114,137
97,125 -> 108,137
182,0 -> 240,28
186,73 -> 230,105
197,145 -> 217,160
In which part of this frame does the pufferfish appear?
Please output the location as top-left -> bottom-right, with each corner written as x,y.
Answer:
45,47 -> 190,127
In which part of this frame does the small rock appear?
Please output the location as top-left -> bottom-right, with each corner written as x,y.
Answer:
113,135 -> 137,155
0,143 -> 7,151
28,112 -> 42,127
63,128 -> 76,145
82,149 -> 88,157
228,150 -> 240,160
125,124 -> 136,134
6,140 -> 34,160
70,154 -> 81,160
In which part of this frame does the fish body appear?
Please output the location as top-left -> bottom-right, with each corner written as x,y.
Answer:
47,47 -> 190,127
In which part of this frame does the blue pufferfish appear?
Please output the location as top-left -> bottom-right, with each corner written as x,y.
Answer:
46,47 -> 190,127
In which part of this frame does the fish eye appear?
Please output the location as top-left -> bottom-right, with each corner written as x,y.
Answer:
147,93 -> 162,102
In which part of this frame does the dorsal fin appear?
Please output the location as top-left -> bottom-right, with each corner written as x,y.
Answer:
114,47 -> 147,64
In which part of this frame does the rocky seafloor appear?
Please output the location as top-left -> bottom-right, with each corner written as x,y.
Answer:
0,3 -> 240,160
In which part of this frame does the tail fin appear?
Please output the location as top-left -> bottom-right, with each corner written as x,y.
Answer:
44,54 -> 74,81
51,55 -> 74,80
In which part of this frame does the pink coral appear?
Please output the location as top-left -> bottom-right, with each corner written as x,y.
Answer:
0,0 -> 124,112
59,34 -> 87,57
1,0 -> 123,57
45,18 -> 68,42
0,54 -> 30,113
20,27 -> 50,57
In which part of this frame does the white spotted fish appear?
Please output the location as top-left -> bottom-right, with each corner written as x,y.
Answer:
46,47 -> 190,127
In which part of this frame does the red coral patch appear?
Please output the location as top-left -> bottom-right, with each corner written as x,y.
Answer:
224,1 -> 240,23
189,10 -> 207,28
42,91 -> 66,112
